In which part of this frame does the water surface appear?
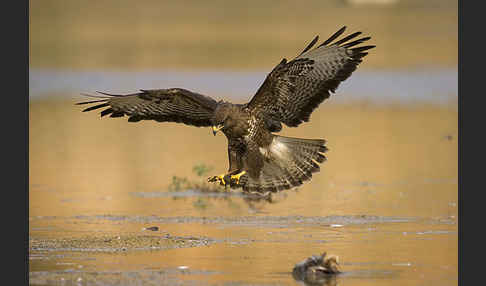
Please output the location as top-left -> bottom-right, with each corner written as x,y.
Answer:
29,95 -> 457,285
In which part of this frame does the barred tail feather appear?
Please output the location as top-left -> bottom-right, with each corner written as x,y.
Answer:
239,135 -> 327,194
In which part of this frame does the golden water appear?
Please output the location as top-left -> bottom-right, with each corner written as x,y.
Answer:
29,98 -> 457,285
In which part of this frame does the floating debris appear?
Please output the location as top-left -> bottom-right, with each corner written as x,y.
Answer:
443,135 -> 453,141
292,252 -> 340,285
142,226 -> 159,232
392,262 -> 412,267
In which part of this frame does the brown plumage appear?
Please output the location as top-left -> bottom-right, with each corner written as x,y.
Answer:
292,252 -> 341,285
76,26 -> 374,195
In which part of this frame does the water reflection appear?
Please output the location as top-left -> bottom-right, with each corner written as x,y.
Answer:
293,274 -> 338,286
129,165 -> 290,213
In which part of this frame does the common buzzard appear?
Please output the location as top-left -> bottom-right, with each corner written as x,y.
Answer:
77,26 -> 374,195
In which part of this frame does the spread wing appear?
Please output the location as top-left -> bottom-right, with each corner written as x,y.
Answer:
76,88 -> 218,127
247,26 -> 375,127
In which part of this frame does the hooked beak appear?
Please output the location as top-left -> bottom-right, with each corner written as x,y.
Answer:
212,124 -> 224,136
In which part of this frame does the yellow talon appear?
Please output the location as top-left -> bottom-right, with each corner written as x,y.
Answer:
207,174 -> 226,186
230,171 -> 246,185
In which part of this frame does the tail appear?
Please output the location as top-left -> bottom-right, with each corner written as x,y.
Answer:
239,135 -> 328,194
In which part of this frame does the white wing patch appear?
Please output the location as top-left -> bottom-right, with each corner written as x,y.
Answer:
259,147 -> 267,156
258,138 -> 290,161
268,137 -> 290,160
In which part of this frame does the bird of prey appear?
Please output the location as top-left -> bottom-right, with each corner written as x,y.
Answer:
77,26 -> 374,195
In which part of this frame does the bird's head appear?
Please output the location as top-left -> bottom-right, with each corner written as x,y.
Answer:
212,124 -> 224,136
211,103 -> 236,136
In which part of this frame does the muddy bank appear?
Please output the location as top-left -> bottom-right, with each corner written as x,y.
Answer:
30,269 -> 220,286
30,234 -> 216,253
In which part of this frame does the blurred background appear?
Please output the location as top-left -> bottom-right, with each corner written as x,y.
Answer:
29,0 -> 457,285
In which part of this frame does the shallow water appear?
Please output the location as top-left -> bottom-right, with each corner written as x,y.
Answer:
30,214 -> 456,285
29,88 -> 457,285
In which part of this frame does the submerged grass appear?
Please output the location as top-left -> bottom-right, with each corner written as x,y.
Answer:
168,163 -> 222,193
166,164 -> 283,206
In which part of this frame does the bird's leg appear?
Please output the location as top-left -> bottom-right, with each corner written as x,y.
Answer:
229,170 -> 246,185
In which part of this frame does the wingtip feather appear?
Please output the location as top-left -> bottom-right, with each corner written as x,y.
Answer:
82,103 -> 109,112
320,26 -> 347,47
332,31 -> 363,46
75,99 -> 108,105
352,45 -> 376,53
298,35 -> 320,56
